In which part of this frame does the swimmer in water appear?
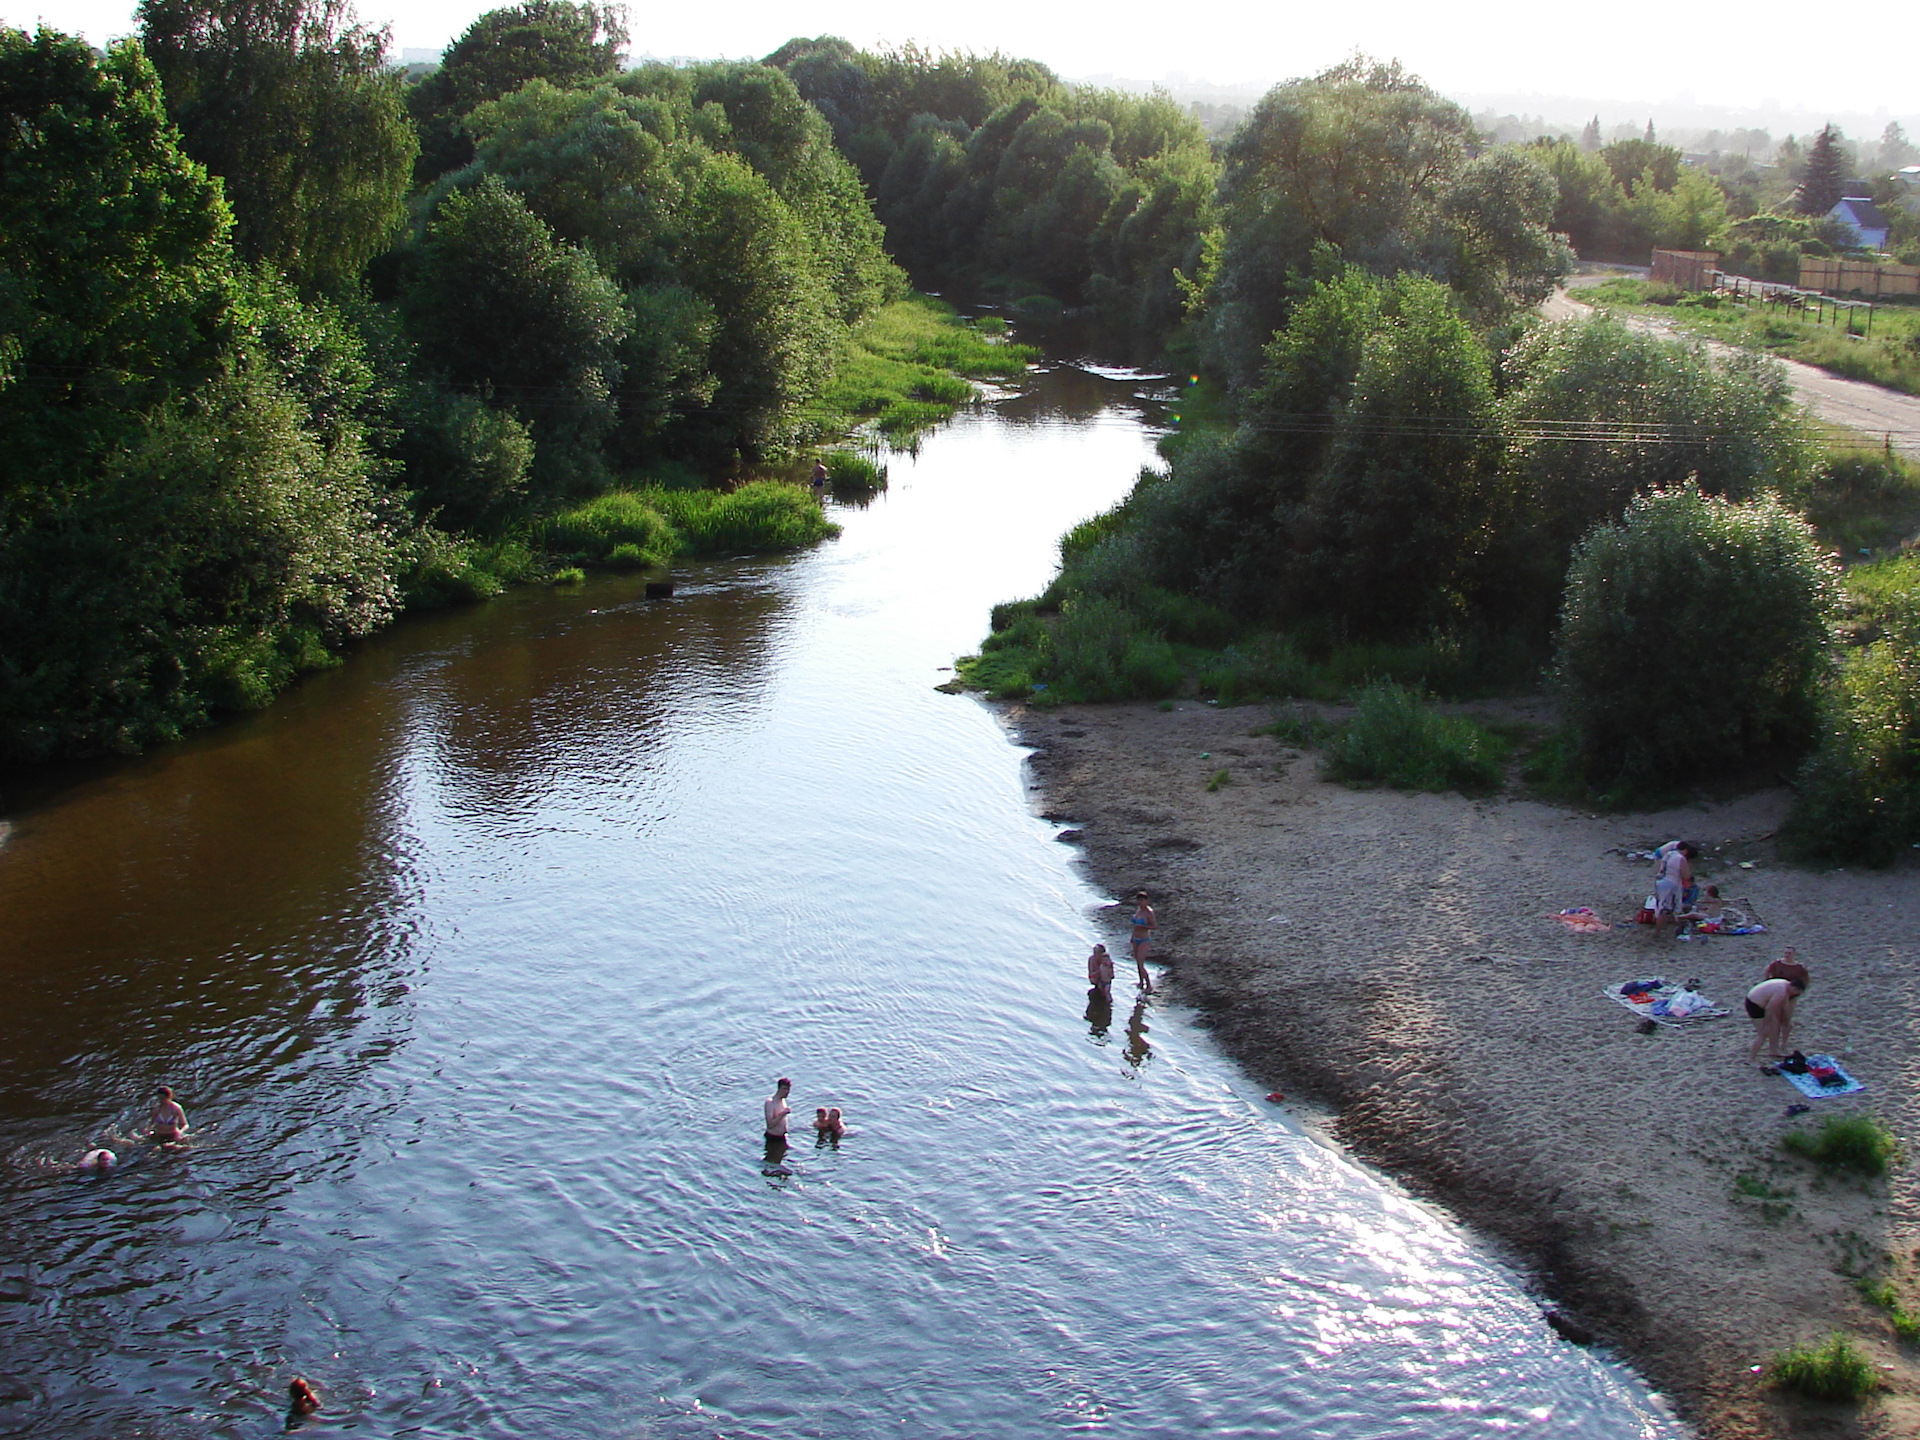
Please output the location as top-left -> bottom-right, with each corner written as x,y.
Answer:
80,1148 -> 116,1173
288,1377 -> 321,1415
149,1085 -> 188,1143
1086,943 -> 1114,999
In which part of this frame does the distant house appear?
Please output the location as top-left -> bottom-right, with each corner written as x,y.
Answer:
1828,197 -> 1890,249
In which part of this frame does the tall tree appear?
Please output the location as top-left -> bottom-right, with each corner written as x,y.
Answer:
138,0 -> 416,292
406,1 -> 625,181
1795,123 -> 1847,215
1579,115 -> 1601,152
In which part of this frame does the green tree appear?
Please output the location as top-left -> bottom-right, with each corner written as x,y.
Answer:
407,0 -> 625,181
401,175 -> 628,496
138,0 -> 416,292
1599,137 -> 1681,193
1555,483 -> 1836,792
1795,124 -> 1847,216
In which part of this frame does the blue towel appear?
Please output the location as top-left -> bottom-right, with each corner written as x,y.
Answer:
1779,1055 -> 1865,1098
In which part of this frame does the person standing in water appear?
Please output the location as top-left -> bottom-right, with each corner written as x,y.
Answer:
149,1086 -> 188,1143
1128,892 -> 1156,993
764,1078 -> 792,1160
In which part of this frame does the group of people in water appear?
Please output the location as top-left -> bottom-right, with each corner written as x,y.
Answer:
67,1084 -> 189,1174
761,1076 -> 847,1163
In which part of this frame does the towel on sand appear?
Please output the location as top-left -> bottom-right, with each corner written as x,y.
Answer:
1553,907 -> 1614,934
1777,1055 -> 1866,1098
1604,978 -> 1731,1027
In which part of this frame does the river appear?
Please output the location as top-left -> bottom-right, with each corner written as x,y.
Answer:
0,362 -> 1688,1438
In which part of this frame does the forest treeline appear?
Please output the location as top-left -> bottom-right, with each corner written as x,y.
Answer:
4,6 -> 1917,859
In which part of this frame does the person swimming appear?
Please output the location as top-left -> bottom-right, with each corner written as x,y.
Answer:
287,1377 -> 321,1415
149,1085 -> 188,1143
79,1148 -> 116,1173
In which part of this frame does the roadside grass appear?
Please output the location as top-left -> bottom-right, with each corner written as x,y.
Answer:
1781,442 -> 1920,554
1782,1114 -> 1903,1177
806,294 -> 1039,441
1763,1332 -> 1880,1401
1578,277 -> 1920,397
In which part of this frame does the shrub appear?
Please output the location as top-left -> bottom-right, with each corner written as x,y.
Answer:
1322,682 -> 1507,792
1050,594 -> 1183,701
1554,483 -> 1838,795
1197,636 -> 1313,705
550,567 -> 586,585
1782,1114 -> 1903,1177
1783,555 -> 1920,864
1764,1333 -> 1879,1401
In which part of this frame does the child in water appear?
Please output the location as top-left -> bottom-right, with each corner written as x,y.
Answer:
1086,943 -> 1114,998
813,1107 -> 846,1138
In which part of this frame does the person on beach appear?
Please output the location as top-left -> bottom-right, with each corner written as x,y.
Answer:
764,1078 -> 792,1159
149,1086 -> 188,1143
1745,975 -> 1807,1063
1086,943 -> 1114,998
1128,892 -> 1156,992
1651,843 -> 1696,939
1762,950 -> 1810,1050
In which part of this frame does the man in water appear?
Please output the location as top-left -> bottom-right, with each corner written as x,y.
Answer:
764,1077 -> 792,1160
150,1085 -> 188,1143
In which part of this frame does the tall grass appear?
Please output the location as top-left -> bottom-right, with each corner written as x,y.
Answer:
545,492 -> 679,567
1781,1114 -> 1903,1176
1322,682 -> 1507,793
545,482 -> 837,565
1764,1332 -> 1879,1401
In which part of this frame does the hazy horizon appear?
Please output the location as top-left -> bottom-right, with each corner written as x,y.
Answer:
16,0 -> 1918,136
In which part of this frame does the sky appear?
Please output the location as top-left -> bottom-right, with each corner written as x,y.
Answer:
14,0 -> 1917,131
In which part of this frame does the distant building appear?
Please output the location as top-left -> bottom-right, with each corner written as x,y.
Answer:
1828,197 -> 1891,249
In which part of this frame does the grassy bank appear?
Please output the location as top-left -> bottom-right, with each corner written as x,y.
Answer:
806,294 -> 1039,440
1579,277 -> 1920,397
542,482 -> 839,568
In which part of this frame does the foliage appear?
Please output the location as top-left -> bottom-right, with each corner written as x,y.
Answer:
1781,1113 -> 1903,1175
645,481 -> 837,555
543,489 -> 677,566
139,0 -> 416,293
1204,57 -> 1565,388
805,295 -> 1033,440
1858,1280 -> 1920,1343
400,175 -> 627,497
1783,554 -> 1920,864
1765,1333 -> 1879,1402
1321,682 -> 1507,792
1795,125 -> 1848,217
1528,138 -> 1729,261
824,451 -> 886,490
1554,483 -> 1837,794
406,0 -> 625,182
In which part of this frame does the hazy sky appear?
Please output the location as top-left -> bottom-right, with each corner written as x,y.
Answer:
15,0 -> 1916,124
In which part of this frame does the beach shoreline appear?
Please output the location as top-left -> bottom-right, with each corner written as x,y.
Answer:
1008,696 -> 1920,1440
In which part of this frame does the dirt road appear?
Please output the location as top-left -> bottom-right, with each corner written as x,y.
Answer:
1546,280 -> 1920,458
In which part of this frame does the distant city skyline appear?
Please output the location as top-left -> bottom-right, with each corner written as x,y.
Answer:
16,0 -> 1917,130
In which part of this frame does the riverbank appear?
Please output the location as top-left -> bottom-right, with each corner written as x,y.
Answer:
1011,696 -> 1920,1440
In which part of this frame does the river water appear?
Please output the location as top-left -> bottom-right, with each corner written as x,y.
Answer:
0,364 -> 1687,1438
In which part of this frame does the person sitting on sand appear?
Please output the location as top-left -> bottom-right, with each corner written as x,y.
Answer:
1086,943 -> 1114,998
149,1086 -> 188,1143
1745,974 -> 1807,1064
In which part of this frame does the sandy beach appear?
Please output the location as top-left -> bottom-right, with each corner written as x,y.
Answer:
1011,697 -> 1920,1440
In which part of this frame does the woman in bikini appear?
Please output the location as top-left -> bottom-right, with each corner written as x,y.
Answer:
149,1086 -> 188,1144
1128,892 -> 1156,993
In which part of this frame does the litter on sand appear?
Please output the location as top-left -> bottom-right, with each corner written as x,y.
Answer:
1773,1055 -> 1866,1099
1603,978 -> 1731,1026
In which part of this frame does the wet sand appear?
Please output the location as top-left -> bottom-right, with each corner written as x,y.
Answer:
1012,697 -> 1920,1440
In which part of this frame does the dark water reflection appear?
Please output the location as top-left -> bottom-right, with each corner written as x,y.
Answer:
0,366 -> 1685,1439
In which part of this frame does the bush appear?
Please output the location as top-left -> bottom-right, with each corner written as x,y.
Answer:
1782,1113 -> 1903,1177
1554,483 -> 1838,795
1764,1333 -> 1879,1401
1049,594 -> 1183,701
1322,682 -> 1507,792
1783,555 -> 1920,864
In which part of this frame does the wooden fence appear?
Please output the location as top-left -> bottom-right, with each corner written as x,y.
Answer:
1651,249 -> 1720,291
1798,257 -> 1920,297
